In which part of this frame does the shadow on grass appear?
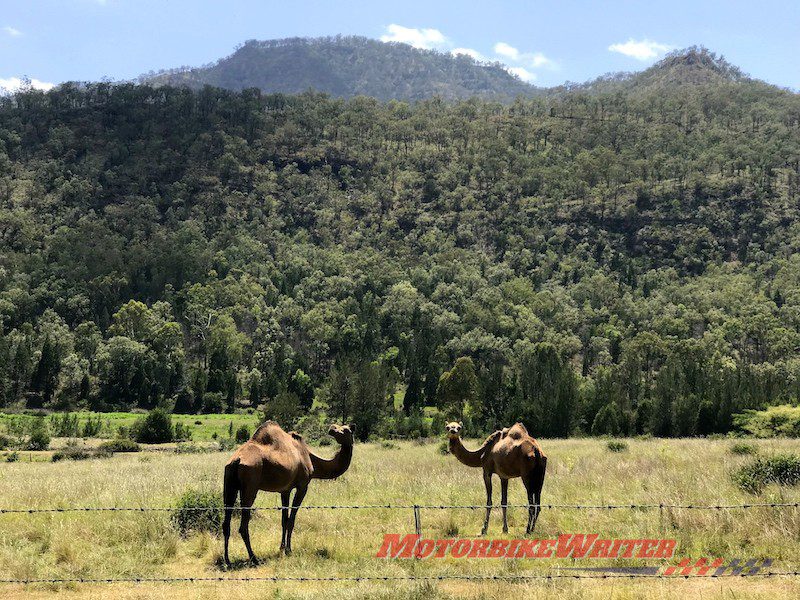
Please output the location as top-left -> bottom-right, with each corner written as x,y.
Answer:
213,552 -> 285,571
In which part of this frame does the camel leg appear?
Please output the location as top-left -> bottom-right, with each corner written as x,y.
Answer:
524,464 -> 546,534
279,491 -> 291,552
530,462 -> 546,533
222,461 -> 240,567
239,487 -> 259,564
481,470 -> 493,536
284,485 -> 308,556
523,474 -> 535,535
500,478 -> 509,534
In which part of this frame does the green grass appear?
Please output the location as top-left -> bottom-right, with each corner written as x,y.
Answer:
0,437 -> 798,599
0,411 -> 260,442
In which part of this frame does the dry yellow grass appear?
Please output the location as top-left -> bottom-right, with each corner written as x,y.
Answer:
1,437 -> 799,599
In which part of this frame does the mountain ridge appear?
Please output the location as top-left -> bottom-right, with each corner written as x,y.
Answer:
144,37 -> 793,101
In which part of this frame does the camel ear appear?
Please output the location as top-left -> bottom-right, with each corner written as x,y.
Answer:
458,421 -> 463,427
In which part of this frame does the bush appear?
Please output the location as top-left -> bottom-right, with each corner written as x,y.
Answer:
592,404 -> 622,436
235,425 -> 250,444
732,454 -> 800,493
730,442 -> 758,455
606,440 -> 628,452
733,405 -> 800,437
82,415 -> 104,437
6,451 -> 19,462
27,418 -> 51,450
134,409 -> 173,444
52,447 -> 91,462
173,421 -> 192,442
98,439 -> 140,453
201,392 -> 225,414
438,440 -> 449,455
0,433 -> 10,450
175,442 -> 213,454
50,413 -> 80,437
217,438 -> 237,451
172,489 -> 223,536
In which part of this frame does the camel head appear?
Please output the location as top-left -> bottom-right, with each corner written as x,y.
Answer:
328,423 -> 355,446
445,421 -> 463,439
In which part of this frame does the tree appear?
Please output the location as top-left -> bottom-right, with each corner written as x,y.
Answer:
436,357 -> 479,420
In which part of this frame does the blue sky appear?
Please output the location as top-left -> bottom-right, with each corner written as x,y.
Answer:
1,0 -> 799,93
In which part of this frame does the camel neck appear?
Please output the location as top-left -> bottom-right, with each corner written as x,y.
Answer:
309,442 -> 353,479
448,436 -> 485,468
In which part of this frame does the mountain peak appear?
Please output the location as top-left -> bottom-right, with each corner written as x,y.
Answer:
640,46 -> 747,85
146,35 -> 538,102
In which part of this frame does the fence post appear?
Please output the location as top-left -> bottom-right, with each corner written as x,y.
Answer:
413,504 -> 421,536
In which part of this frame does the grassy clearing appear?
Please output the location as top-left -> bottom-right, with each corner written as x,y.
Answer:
0,437 -> 798,599
0,411 -> 259,442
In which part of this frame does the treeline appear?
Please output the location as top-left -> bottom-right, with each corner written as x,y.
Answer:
0,65 -> 799,439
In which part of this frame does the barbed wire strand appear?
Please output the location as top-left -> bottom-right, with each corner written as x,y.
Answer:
1,572 -> 799,585
0,502 -> 798,514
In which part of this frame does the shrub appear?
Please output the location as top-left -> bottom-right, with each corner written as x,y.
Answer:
175,442 -> 212,454
732,454 -> 800,493
81,415 -> 104,438
173,421 -> 192,442
134,409 -> 173,444
235,425 -> 250,444
592,404 -> 621,436
438,440 -> 449,455
733,405 -> 800,437
27,418 -> 51,450
0,433 -> 10,450
730,442 -> 758,455
606,440 -> 628,452
50,413 -> 80,437
380,440 -> 399,449
172,489 -> 223,536
217,438 -> 236,452
98,439 -> 140,453
52,447 -> 91,462
6,451 -> 19,462
201,392 -> 225,414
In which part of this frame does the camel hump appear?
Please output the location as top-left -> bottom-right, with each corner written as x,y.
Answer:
250,420 -> 288,445
506,423 -> 528,440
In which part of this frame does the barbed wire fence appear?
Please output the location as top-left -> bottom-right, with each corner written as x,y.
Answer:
0,501 -> 798,585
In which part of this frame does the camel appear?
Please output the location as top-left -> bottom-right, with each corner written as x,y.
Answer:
222,421 -> 354,564
446,421 -> 546,535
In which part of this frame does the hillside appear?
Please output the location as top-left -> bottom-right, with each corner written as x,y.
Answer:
561,47 -> 762,95
1,53 -> 799,440
146,36 -> 538,101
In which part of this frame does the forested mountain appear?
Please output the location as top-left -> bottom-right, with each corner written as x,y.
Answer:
1,50 -> 799,439
145,36 -> 538,101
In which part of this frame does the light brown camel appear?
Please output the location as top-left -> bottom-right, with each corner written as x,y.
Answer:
446,421 -> 546,535
222,421 -> 354,564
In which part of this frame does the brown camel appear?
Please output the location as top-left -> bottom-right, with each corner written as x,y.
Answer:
446,421 -> 546,535
222,421 -> 354,564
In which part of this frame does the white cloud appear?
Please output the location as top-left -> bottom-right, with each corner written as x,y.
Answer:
0,77 -> 55,94
380,24 -> 447,50
451,47 -> 486,62
3,26 -> 22,37
494,42 -> 520,61
608,38 -> 672,61
507,66 -> 536,83
494,41 -> 556,70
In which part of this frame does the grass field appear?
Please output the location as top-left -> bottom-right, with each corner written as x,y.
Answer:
0,437 -> 798,599
0,411 -> 259,442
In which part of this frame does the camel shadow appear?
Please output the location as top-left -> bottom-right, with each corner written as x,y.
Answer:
214,552 -> 284,571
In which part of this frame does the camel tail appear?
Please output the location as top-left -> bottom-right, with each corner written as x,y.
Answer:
223,458 -> 241,510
